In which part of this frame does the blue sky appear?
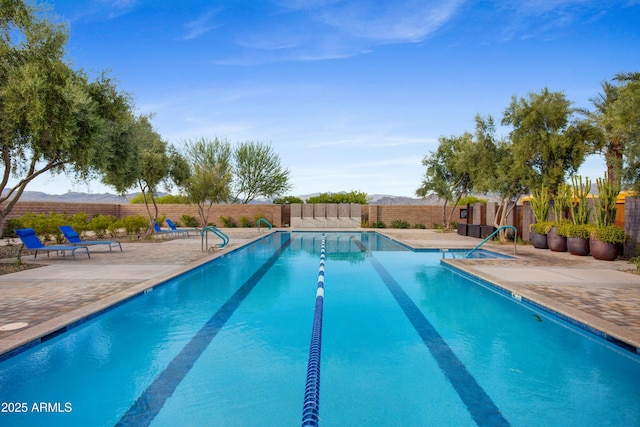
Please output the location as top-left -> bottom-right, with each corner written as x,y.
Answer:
19,0 -> 640,197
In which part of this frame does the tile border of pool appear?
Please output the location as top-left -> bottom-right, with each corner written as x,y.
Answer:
442,261 -> 640,356
0,232 -> 277,362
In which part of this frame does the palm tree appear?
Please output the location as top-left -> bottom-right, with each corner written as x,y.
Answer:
580,79 -> 625,187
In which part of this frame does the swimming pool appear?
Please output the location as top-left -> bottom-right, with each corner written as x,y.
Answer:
0,231 -> 638,426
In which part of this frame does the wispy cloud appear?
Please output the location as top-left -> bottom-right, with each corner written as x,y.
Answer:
63,0 -> 137,23
494,0 -> 616,41
312,0 -> 466,43
217,0 -> 466,64
182,10 -> 220,41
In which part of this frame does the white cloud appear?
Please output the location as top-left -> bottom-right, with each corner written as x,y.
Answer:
182,10 -> 220,40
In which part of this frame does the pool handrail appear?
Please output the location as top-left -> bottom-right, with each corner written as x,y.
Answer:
200,226 -> 229,250
466,225 -> 517,258
257,218 -> 272,230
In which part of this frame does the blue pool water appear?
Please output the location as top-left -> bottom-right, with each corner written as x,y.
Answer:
0,231 -> 639,426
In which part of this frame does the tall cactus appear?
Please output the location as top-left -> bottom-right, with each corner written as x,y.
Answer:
552,184 -> 572,222
570,175 -> 591,225
594,173 -> 620,227
530,185 -> 550,223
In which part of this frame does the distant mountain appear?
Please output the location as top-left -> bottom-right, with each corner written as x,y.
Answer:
5,191 -> 135,204
6,191 -> 473,205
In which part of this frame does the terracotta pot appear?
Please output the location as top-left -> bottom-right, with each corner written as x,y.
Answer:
530,231 -> 548,249
590,238 -> 618,261
567,237 -> 590,256
547,227 -> 567,252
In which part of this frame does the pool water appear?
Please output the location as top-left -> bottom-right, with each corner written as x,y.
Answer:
0,232 -> 638,426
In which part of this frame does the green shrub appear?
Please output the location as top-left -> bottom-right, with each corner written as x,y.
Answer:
129,193 -> 190,204
371,221 -> 386,228
591,225 -> 626,244
181,215 -> 199,227
119,215 -> 149,235
70,213 -> 90,235
2,218 -> 23,238
219,215 -> 236,227
305,190 -> 369,204
89,214 -> 117,238
628,256 -> 640,272
530,221 -> 553,235
18,212 -> 67,242
239,216 -> 253,227
413,223 -> 426,229
273,195 -> 303,204
391,219 -> 410,229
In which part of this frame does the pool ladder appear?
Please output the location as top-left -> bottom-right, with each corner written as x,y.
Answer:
466,226 -> 518,258
257,218 -> 272,231
200,226 -> 229,251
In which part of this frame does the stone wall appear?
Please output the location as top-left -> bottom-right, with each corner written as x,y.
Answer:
624,196 -> 640,258
365,204 -> 464,228
3,201 -> 464,231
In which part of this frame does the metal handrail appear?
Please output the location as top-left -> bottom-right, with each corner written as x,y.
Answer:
257,218 -> 272,230
201,226 -> 229,251
466,225 -> 518,258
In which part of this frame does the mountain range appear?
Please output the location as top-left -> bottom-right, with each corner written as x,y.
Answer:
8,191 -> 449,205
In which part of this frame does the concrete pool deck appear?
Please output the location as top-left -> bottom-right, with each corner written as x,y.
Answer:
1,228 -> 639,358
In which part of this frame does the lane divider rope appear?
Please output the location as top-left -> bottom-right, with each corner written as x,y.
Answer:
301,233 -> 326,426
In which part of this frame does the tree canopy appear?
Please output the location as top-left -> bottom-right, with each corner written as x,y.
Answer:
231,141 -> 292,204
502,88 -> 602,194
0,1 -> 136,234
182,137 -> 233,225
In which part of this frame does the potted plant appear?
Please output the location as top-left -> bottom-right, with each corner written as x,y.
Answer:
548,184 -> 571,252
564,176 -> 592,256
561,223 -> 594,256
590,225 -> 626,260
590,175 -> 625,261
529,185 -> 550,249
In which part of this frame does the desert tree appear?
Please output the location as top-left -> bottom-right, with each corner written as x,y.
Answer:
502,88 -> 602,194
416,132 -> 474,230
182,137 -> 232,225
231,141 -> 292,204
0,0 -> 134,235
613,73 -> 640,191
469,115 -> 525,241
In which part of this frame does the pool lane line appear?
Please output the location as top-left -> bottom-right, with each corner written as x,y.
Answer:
350,238 -> 510,427
117,235 -> 294,427
301,233 -> 326,427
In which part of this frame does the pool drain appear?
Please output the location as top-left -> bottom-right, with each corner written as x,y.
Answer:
0,322 -> 29,331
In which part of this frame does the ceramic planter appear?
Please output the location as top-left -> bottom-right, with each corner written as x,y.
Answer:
530,231 -> 548,249
590,238 -> 618,261
547,227 -> 567,252
567,237 -> 590,256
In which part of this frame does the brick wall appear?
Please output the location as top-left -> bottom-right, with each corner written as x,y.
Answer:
0,201 -> 283,228
2,201 -> 463,230
365,205 -> 463,227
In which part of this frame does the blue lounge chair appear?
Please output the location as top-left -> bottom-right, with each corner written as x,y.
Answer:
58,226 -> 122,252
154,221 -> 188,238
165,219 -> 199,237
15,228 -> 90,260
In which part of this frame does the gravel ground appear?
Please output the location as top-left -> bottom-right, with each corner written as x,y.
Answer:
0,244 -> 44,275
